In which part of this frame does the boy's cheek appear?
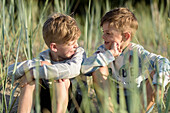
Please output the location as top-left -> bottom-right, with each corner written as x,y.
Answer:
120,41 -> 125,49
107,38 -> 115,42
67,51 -> 75,57
105,44 -> 112,50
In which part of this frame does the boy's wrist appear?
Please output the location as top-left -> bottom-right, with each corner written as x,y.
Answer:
19,70 -> 35,88
25,69 -> 34,82
109,49 -> 121,57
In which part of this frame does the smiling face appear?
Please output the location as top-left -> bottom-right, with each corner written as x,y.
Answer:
50,40 -> 79,61
102,22 -> 123,50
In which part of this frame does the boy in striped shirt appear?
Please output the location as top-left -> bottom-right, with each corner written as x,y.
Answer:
8,13 -> 85,113
81,7 -> 170,112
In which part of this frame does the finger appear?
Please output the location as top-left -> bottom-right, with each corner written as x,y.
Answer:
25,70 -> 34,83
58,79 -> 62,83
116,42 -> 119,47
114,42 -> 119,52
20,82 -> 28,88
41,61 -> 52,66
40,62 -> 43,66
111,42 -> 117,50
119,49 -> 122,53
111,42 -> 114,49
117,43 -> 120,50
20,80 -> 35,88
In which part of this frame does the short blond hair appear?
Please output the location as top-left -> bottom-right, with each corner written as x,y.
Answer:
43,13 -> 81,48
100,7 -> 138,38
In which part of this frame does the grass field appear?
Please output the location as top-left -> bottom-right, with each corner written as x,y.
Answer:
0,0 -> 169,113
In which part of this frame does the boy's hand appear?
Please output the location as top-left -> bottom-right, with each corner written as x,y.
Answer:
109,42 -> 122,57
57,79 -> 67,83
20,69 -> 35,88
41,61 -> 52,66
19,61 -> 52,88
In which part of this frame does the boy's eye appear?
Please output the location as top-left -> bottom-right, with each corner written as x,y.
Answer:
67,41 -> 76,46
105,32 -> 112,35
67,43 -> 73,46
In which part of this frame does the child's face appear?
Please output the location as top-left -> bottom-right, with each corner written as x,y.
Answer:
102,22 -> 123,50
55,40 -> 79,60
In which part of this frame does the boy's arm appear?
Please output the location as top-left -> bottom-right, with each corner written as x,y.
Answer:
81,42 -> 122,75
138,46 -> 170,88
81,47 -> 115,75
32,47 -> 85,79
7,60 -> 41,80
8,47 -> 85,80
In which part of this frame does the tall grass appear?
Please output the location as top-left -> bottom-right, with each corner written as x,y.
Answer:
0,0 -> 169,113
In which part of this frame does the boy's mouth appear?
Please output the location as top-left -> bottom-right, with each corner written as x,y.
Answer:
104,41 -> 110,45
70,51 -> 75,55
71,49 -> 77,54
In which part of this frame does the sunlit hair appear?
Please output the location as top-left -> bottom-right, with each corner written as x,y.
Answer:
100,7 -> 138,38
43,13 -> 81,48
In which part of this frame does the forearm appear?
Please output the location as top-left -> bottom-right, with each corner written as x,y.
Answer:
33,47 -> 85,79
33,63 -> 81,79
146,85 -> 162,111
7,60 -> 41,80
81,50 -> 115,74
141,75 -> 163,112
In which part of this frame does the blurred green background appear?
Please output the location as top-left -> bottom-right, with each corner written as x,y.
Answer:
0,0 -> 169,113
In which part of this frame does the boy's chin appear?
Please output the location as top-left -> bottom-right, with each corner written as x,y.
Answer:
104,45 -> 110,50
104,43 -> 112,49
65,54 -> 74,59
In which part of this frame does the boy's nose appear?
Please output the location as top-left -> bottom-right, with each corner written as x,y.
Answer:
102,34 -> 107,40
74,42 -> 79,48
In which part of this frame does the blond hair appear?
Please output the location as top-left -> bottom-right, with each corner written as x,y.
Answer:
43,13 -> 81,48
100,7 -> 138,38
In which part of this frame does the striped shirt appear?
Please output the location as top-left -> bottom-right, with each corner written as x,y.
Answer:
8,47 -> 86,80
81,43 -> 170,89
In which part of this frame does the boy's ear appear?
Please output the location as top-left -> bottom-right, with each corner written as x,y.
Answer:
123,32 -> 131,40
50,43 -> 57,52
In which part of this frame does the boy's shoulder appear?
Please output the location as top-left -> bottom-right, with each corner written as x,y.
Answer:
94,44 -> 106,54
97,44 -> 106,51
76,47 -> 85,53
39,49 -> 51,61
122,43 -> 145,55
130,43 -> 144,49
127,43 -> 145,52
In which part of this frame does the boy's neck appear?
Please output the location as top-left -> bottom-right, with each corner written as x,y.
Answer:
50,51 -> 65,62
121,42 -> 129,50
122,43 -> 131,52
